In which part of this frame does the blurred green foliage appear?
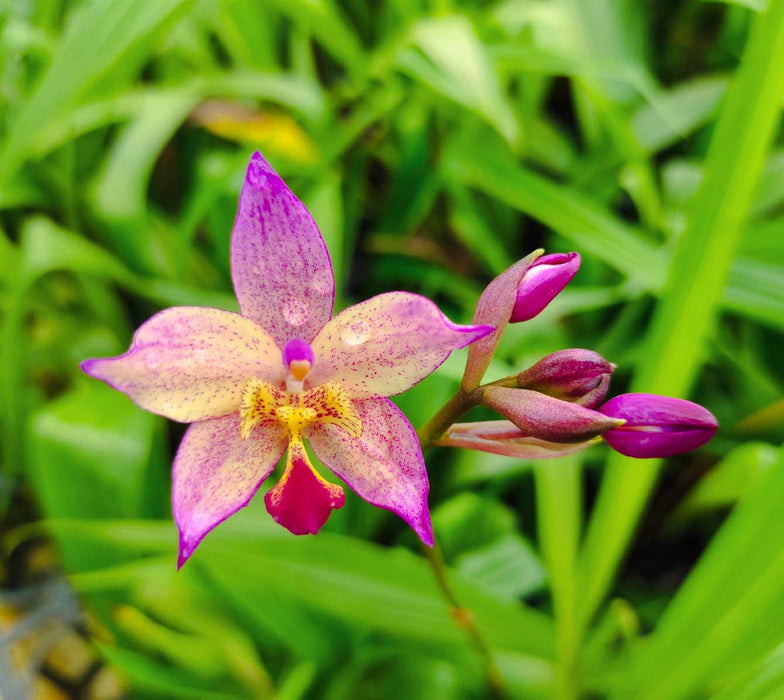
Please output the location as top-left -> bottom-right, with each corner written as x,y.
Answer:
1,0 -> 783,697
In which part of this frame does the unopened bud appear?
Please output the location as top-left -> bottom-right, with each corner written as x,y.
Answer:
482,387 -> 624,443
510,252 -> 580,323
437,420 -> 596,459
462,250 -> 541,392
517,348 -> 614,408
599,393 -> 718,458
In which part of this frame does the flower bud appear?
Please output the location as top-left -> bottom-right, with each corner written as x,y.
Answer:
462,250 -> 541,391
437,420 -> 596,459
598,393 -> 718,458
510,252 -> 580,323
517,348 -> 614,408
482,387 -> 624,443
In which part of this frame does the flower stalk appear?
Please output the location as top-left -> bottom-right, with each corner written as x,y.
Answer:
417,403 -> 509,699
421,541 -> 508,700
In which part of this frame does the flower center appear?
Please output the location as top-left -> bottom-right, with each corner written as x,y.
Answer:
282,338 -> 315,391
239,378 -> 362,440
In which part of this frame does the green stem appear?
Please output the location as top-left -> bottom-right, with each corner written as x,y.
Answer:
416,387 -> 478,447
417,387 -> 507,698
421,542 -> 508,699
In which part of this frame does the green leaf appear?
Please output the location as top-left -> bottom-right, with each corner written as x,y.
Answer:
90,89 -> 200,270
455,533 -> 547,602
443,132 -> 666,289
611,447 -> 784,698
631,76 -> 728,154
534,455 -> 582,698
26,381 -> 158,521
578,0 -> 784,632
447,185 -> 516,275
432,493 -> 547,601
711,644 -> 784,700
194,508 -> 555,660
0,0 -> 195,179
723,257 -> 784,330
708,0 -> 767,10
260,0 -> 364,75
17,216 -> 135,287
404,16 -> 520,146
667,442 -> 780,529
97,643 -> 243,700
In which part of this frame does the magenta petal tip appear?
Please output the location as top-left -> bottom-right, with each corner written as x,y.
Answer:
459,323 -> 495,347
177,540 -> 194,570
599,393 -> 718,458
413,507 -> 434,547
510,252 -> 580,323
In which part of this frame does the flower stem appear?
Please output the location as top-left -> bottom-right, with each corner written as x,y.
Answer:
416,387 -> 479,447
420,540 -> 508,699
418,387 -> 508,699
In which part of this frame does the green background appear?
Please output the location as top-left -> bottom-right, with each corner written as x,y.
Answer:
1,0 -> 783,697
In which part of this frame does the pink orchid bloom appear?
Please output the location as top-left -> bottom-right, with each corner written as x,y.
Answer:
82,152 -> 491,567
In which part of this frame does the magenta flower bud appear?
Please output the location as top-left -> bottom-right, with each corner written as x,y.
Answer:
510,252 -> 580,323
483,387 -> 624,443
462,250 -> 541,391
599,393 -> 718,458
517,348 -> 614,408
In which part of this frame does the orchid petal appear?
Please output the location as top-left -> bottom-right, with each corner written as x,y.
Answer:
264,438 -> 345,535
438,420 -> 597,459
307,397 -> 433,545
81,307 -> 284,423
173,414 -> 288,567
462,250 -> 541,391
231,151 -> 335,346
309,292 -> 491,399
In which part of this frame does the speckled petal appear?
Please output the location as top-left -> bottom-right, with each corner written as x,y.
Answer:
308,292 -> 492,399
173,414 -> 288,568
230,152 -> 334,346
307,397 -> 433,545
81,307 -> 284,423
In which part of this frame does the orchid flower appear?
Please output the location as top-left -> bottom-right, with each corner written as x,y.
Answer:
82,152 -> 491,567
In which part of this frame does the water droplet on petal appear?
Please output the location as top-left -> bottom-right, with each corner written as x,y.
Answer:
283,299 -> 309,327
341,319 -> 371,347
145,352 -> 161,369
310,269 -> 333,295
